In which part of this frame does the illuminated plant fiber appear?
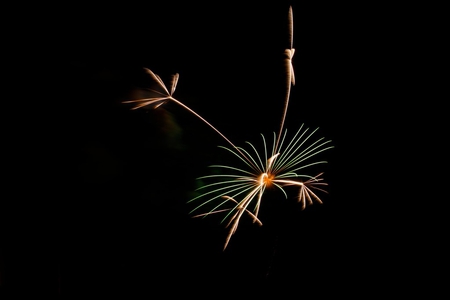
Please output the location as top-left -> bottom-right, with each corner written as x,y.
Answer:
123,6 -> 333,250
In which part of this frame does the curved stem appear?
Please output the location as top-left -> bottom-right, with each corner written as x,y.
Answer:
275,6 -> 295,154
171,97 -> 258,170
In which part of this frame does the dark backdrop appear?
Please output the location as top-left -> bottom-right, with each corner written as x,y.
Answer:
2,1 -> 443,298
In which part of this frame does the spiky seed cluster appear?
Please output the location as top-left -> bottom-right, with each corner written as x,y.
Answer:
122,6 -> 333,250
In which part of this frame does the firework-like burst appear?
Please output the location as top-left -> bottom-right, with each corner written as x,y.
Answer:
187,6 -> 333,250
123,6 -> 333,250
189,125 -> 332,250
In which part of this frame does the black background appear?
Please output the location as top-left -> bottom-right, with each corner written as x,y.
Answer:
1,1 -> 445,298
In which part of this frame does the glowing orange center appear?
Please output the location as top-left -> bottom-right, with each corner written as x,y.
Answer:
260,173 -> 275,186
